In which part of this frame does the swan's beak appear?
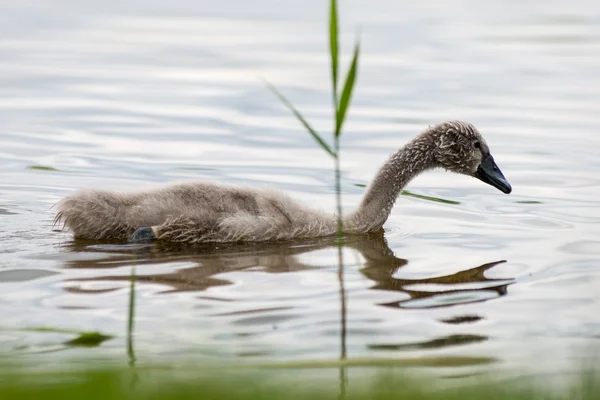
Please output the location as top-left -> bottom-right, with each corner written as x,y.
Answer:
475,154 -> 512,194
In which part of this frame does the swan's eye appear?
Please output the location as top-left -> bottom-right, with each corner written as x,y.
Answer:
474,141 -> 481,149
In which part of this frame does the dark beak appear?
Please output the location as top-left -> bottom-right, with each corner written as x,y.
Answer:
475,154 -> 512,194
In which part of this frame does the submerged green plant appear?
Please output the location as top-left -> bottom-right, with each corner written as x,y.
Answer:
18,327 -> 113,348
64,332 -> 113,347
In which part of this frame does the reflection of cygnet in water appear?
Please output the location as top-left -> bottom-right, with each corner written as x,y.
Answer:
55,121 -> 511,243
62,232 -> 513,310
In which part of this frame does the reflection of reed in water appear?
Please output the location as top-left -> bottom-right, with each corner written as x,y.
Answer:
59,232 -> 514,309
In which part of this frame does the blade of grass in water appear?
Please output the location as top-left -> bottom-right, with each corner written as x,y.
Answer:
64,332 -> 113,347
401,190 -> 460,205
27,165 -> 60,172
26,165 -> 87,174
19,327 -> 113,347
128,267 -> 136,368
354,185 -> 460,205
335,41 -> 360,137
22,327 -> 84,334
265,81 -> 335,157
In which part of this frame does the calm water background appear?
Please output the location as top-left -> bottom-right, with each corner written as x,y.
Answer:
1,0 -> 599,382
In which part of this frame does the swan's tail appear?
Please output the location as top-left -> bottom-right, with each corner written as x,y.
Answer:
55,190 -> 136,240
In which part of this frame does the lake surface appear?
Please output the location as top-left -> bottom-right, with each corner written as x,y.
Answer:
1,0 -> 599,382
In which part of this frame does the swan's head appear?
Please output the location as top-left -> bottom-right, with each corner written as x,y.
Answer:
430,121 -> 512,194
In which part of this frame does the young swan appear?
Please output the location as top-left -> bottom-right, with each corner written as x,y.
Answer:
55,121 -> 511,243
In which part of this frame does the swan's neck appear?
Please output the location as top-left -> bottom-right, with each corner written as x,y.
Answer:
344,135 -> 436,232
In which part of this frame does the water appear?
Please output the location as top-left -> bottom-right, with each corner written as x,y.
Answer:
1,0 -> 599,381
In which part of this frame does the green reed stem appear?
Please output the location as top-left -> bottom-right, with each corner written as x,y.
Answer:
330,1 -> 347,395
267,1 -> 358,394
334,138 -> 347,400
127,266 -> 140,391
330,0 -> 340,125
127,267 -> 137,371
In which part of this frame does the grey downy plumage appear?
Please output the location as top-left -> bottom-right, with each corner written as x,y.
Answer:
54,121 -> 511,243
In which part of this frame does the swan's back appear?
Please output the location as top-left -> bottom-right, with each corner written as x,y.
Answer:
56,182 -> 334,242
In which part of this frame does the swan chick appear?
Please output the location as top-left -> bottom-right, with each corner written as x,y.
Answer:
55,121 -> 511,243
